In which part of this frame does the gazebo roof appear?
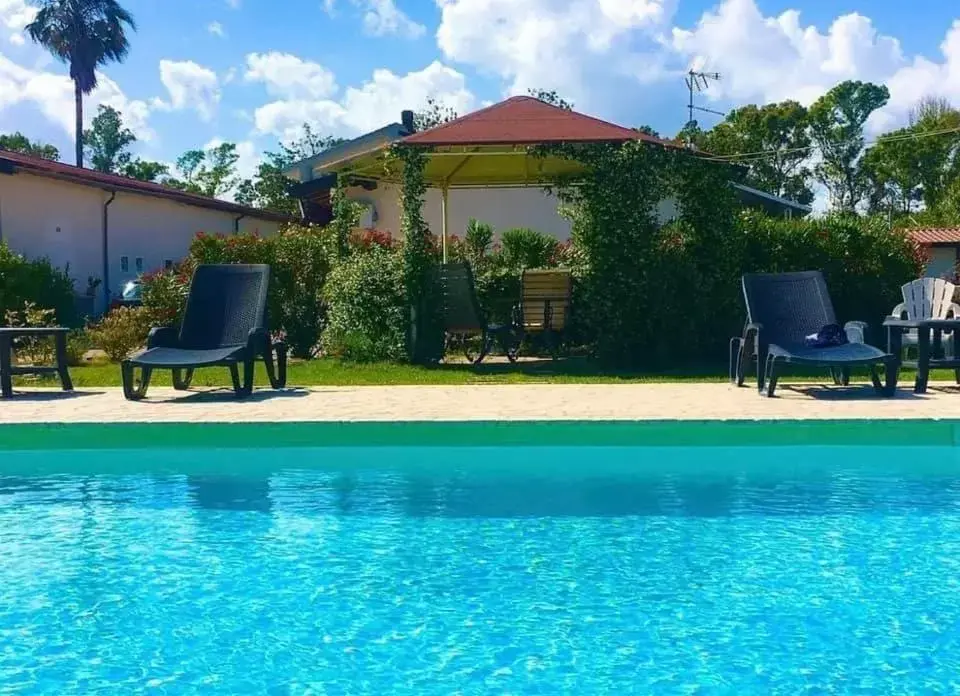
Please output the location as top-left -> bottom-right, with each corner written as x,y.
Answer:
403,96 -> 670,147
294,96 -> 679,188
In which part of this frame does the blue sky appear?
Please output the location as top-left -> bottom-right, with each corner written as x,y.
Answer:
1,0 -> 959,188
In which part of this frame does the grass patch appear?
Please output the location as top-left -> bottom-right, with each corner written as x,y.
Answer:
11,357 -> 950,388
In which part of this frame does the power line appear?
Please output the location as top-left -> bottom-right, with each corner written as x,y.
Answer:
699,125 -> 960,164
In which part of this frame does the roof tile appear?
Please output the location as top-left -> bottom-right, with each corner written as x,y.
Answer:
402,96 -> 673,147
0,149 -> 293,223
908,228 -> 960,245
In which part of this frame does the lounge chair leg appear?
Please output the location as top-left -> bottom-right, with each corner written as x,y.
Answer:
241,358 -> 255,397
882,361 -> 899,397
955,368 -> 960,386
729,338 -> 742,385
264,342 -> 287,389
172,368 -> 194,390
121,362 -> 152,401
229,363 -> 242,394
840,367 -> 850,386
764,355 -> 779,398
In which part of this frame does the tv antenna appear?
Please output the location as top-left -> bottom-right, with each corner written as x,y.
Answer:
685,70 -> 725,124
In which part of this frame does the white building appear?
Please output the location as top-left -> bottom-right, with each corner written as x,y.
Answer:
0,150 -> 289,314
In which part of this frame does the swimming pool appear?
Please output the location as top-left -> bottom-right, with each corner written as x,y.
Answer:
3,422 -> 960,692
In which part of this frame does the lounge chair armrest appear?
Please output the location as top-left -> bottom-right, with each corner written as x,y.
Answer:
147,327 -> 178,349
948,302 -> 960,319
744,322 -> 762,338
844,321 -> 869,344
891,303 -> 907,319
247,327 -> 270,352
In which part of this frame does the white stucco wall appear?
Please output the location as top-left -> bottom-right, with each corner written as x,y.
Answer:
925,246 -> 958,280
0,172 -> 281,313
346,184 -> 679,242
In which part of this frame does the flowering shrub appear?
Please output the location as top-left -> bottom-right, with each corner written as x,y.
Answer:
349,228 -> 397,252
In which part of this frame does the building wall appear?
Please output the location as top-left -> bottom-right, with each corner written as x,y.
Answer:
346,184 -> 679,242
925,246 -> 959,280
0,172 -> 281,313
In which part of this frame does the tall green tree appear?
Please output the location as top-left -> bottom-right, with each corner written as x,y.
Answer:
164,143 -> 239,198
83,104 -> 134,173
809,80 -> 890,212
235,124 -> 344,215
694,101 -> 814,205
0,132 -> 60,160
26,0 -> 136,168
122,159 -> 168,182
862,99 -> 960,216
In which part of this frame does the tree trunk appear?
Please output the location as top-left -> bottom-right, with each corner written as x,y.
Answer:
74,81 -> 83,168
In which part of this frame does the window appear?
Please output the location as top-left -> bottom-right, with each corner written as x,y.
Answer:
135,257 -> 143,272
120,256 -> 129,272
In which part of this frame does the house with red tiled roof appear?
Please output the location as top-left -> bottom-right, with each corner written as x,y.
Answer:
285,96 -> 811,245
0,150 -> 292,313
907,227 -> 960,279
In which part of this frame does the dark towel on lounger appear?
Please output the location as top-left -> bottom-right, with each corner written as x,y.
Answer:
804,324 -> 848,348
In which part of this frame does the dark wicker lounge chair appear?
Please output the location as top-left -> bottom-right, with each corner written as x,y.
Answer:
121,264 -> 287,400
732,270 -> 898,397
439,262 -> 518,364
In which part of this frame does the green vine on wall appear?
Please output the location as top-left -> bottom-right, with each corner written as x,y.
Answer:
392,143 -> 438,362
330,175 -> 362,260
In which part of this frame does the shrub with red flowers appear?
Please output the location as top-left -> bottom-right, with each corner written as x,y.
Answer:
349,228 -> 397,252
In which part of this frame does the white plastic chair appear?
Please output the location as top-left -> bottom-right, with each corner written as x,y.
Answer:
891,278 -> 960,358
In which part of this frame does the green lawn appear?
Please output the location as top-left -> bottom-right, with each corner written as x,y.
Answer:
12,357 -> 950,388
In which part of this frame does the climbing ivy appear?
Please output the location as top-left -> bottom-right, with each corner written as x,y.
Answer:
329,176 -> 363,260
391,143 -> 440,362
533,139 -> 742,368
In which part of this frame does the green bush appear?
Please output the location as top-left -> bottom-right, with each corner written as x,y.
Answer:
4,302 -> 57,364
500,227 -> 560,269
0,241 -> 77,326
322,245 -> 407,362
87,306 -> 152,362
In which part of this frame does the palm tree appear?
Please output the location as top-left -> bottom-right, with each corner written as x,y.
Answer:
26,0 -> 136,168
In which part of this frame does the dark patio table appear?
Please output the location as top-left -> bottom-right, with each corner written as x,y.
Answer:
883,317 -> 960,394
0,327 -> 73,398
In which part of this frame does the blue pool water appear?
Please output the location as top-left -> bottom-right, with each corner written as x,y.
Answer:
3,444 -> 960,693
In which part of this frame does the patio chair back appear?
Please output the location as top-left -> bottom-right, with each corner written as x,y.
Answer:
896,277 -> 959,320
179,264 -> 270,349
439,262 -> 485,333
741,271 -> 837,347
520,269 -> 572,331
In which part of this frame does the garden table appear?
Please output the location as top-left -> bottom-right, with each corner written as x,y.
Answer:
0,327 -> 73,398
883,317 -> 960,394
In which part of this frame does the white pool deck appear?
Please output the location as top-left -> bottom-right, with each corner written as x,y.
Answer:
1,382 -> 960,423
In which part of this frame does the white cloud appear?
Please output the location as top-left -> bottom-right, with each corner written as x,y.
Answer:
436,0 -> 676,106
671,0 -> 903,107
670,0 -> 960,134
0,0 -> 36,44
0,52 -> 154,140
251,60 -> 476,141
155,59 -> 220,121
324,0 -> 425,39
226,0 -> 240,8
362,0 -> 425,39
207,21 -> 225,38
244,52 -> 337,100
